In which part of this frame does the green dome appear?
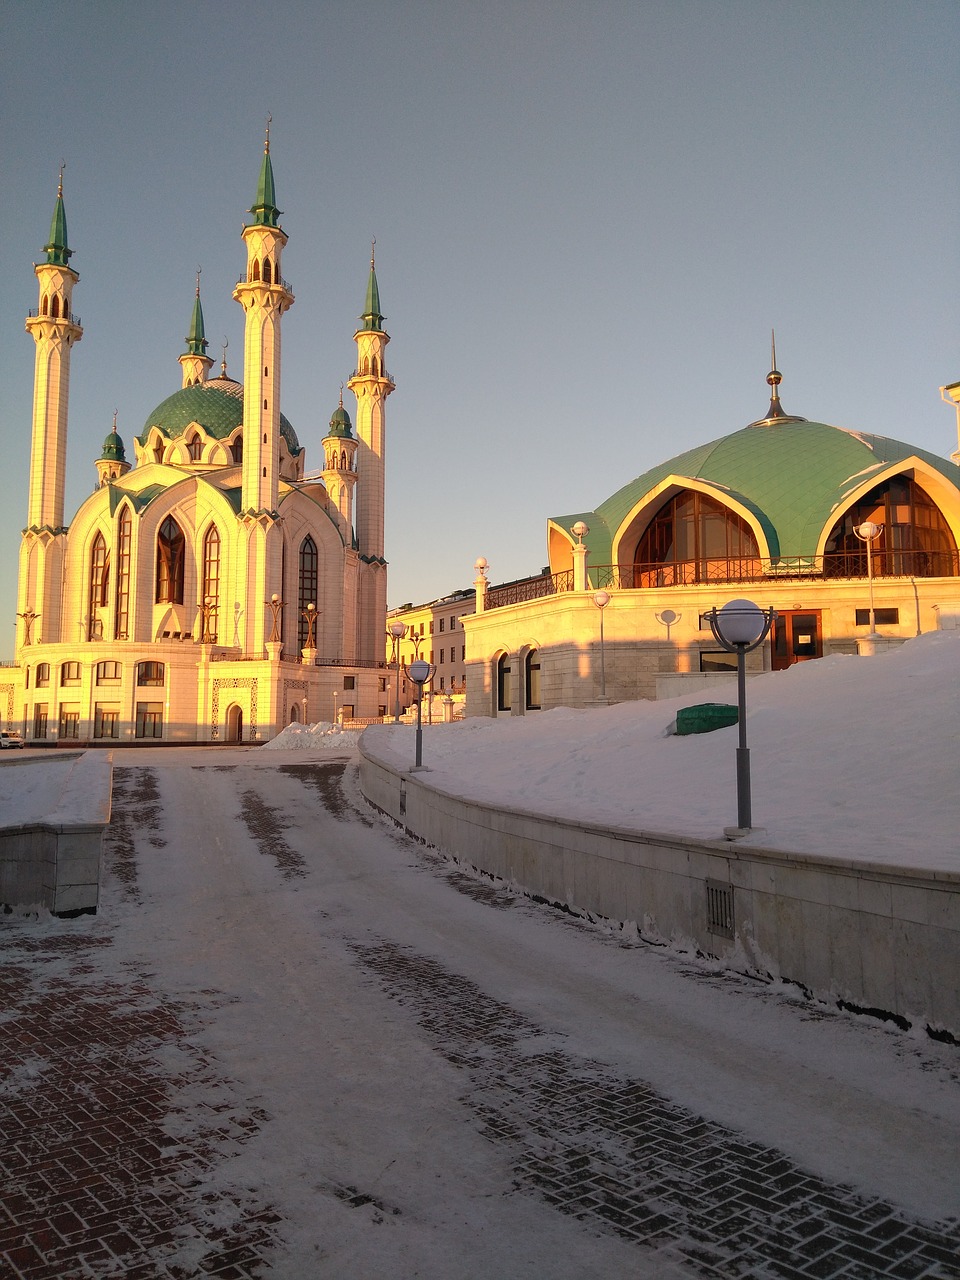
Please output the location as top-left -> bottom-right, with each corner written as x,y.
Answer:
137,376 -> 301,456
559,419 -> 960,565
326,404 -> 353,438
100,430 -> 126,462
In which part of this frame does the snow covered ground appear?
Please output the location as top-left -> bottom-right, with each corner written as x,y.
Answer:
361,631 -> 960,872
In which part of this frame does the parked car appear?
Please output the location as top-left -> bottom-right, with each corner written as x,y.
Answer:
0,730 -> 24,749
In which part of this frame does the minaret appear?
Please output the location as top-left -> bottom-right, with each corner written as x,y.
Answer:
346,243 -> 394,663
321,388 -> 358,533
179,270 -> 213,387
232,125 -> 294,657
24,167 -> 83,532
19,169 -> 83,650
96,412 -> 131,486
233,123 -> 294,517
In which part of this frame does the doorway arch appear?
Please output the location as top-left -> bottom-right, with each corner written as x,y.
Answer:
226,703 -> 244,743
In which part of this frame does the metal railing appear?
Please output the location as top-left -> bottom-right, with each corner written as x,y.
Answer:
486,570 -> 574,610
235,273 -> 293,292
27,308 -> 81,325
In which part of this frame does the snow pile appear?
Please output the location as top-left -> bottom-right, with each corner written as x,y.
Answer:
261,721 -> 362,751
363,631 -> 960,871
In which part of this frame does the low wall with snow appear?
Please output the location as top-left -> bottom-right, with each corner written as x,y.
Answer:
358,742 -> 960,1040
0,752 -> 112,913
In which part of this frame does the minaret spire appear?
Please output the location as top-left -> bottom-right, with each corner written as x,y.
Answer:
249,114 -> 281,228
179,268 -> 213,387
748,330 -> 807,426
359,237 -> 384,333
43,162 -> 72,267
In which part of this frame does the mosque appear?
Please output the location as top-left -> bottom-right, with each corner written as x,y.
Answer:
6,137 -> 395,743
463,349 -> 960,716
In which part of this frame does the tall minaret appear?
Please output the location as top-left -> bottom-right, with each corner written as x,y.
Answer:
179,270 -> 213,387
232,126 -> 294,657
346,244 -> 394,662
24,168 -> 83,533
233,123 -> 294,517
19,169 -> 83,649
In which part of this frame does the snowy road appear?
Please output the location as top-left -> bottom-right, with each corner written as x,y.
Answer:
4,745 -> 960,1279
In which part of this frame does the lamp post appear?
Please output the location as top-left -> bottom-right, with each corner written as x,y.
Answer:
265,593 -> 284,644
705,598 -> 776,835
854,521 -> 883,643
387,620 -> 407,722
198,595 -> 216,644
301,602 -> 318,650
408,658 -> 435,769
593,591 -> 610,702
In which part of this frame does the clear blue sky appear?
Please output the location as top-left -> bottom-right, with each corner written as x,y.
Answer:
2,1 -> 958,659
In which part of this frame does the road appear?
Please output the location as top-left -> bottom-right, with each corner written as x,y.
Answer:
2,745 -> 959,1279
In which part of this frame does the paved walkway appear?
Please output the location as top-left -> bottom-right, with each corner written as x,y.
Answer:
1,750 -> 958,1278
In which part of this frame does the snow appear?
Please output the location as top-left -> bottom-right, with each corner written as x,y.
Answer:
262,720 -> 363,751
361,631 -> 960,872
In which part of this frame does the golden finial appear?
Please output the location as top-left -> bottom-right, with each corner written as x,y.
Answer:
221,335 -> 229,377
196,265 -> 202,298
339,382 -> 344,409
767,328 -> 782,390
57,159 -> 65,197
371,237 -> 376,269
265,113 -> 272,154
113,408 -> 118,429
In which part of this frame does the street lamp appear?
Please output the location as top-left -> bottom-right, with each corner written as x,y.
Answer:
593,591 -> 610,702
387,620 -> 407,722
704,598 -> 776,835
301,601 -> 318,660
198,595 -> 216,644
408,658 -> 435,769
854,520 -> 883,641
265,593 -> 284,644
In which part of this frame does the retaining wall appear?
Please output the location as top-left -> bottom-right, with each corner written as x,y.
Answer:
358,742 -> 960,1039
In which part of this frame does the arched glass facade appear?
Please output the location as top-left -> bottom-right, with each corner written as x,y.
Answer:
633,490 -> 760,587
824,477 -> 958,578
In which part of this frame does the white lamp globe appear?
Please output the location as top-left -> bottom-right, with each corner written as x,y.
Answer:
718,598 -> 766,645
593,591 -> 610,608
857,520 -> 880,540
408,659 -> 431,685
388,620 -> 407,638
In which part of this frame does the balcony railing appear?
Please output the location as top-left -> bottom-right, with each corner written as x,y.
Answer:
27,308 -> 81,325
483,551 -> 959,609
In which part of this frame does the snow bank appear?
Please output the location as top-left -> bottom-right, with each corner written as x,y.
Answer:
261,721 -> 362,752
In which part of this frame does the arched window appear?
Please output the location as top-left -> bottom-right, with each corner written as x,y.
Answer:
231,436 -> 243,465
41,295 -> 49,316
156,516 -> 185,603
188,434 -> 203,462
263,258 -> 272,284
51,295 -> 60,318
201,525 -> 221,643
252,259 -> 260,281
115,507 -> 132,639
298,535 -> 318,652
497,654 -> 512,712
87,532 -> 109,640
525,649 -> 541,710
634,491 -> 760,587
824,476 -> 958,579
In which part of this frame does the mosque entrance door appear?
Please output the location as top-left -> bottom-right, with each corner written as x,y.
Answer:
772,610 -> 822,670
226,704 -> 244,742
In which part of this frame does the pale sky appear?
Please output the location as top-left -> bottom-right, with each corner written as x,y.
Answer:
2,0 -> 958,659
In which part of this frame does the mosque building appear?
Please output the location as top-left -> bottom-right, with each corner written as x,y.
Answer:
6,137 -> 395,743
463,346 -> 960,716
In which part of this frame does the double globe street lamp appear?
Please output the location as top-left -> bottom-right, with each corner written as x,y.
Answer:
704,598 -> 776,836
387,620 -> 408,722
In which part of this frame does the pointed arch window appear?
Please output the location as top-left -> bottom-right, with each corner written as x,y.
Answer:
298,536 -> 319,652
231,435 -> 243,465
633,491 -> 760,587
201,524 -> 221,643
115,507 -> 132,639
87,532 -> 110,641
263,258 -> 272,284
156,516 -> 185,604
41,295 -> 49,316
252,259 -> 261,281
824,476 -> 959,579
153,440 -> 165,464
51,295 -> 60,319
188,433 -> 203,462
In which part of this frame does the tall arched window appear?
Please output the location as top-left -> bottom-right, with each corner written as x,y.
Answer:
298,536 -> 318,652
263,258 -> 272,284
188,434 -> 203,462
115,507 -> 132,639
156,516 -> 185,603
634,491 -> 760,587
497,654 -> 512,712
524,649 -> 541,710
202,525 -> 221,642
87,532 -> 109,640
824,476 -> 958,579
231,436 -> 243,465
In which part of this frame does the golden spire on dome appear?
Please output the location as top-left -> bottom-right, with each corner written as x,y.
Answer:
57,159 -> 65,197
264,113 -> 272,154
749,329 -> 807,426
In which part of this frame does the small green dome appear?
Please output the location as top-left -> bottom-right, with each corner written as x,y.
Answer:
101,430 -> 126,461
137,376 -> 301,456
326,404 -> 353,438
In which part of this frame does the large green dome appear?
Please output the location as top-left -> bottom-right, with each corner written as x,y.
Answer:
137,375 -> 301,456
557,419 -> 960,565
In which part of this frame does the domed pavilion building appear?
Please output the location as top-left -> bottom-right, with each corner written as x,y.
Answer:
7,140 -> 395,744
464,355 -> 960,715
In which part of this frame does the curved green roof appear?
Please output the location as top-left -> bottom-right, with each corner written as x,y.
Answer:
325,404 -> 353,438
100,430 -> 126,461
137,378 -> 301,456
556,420 -> 960,566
